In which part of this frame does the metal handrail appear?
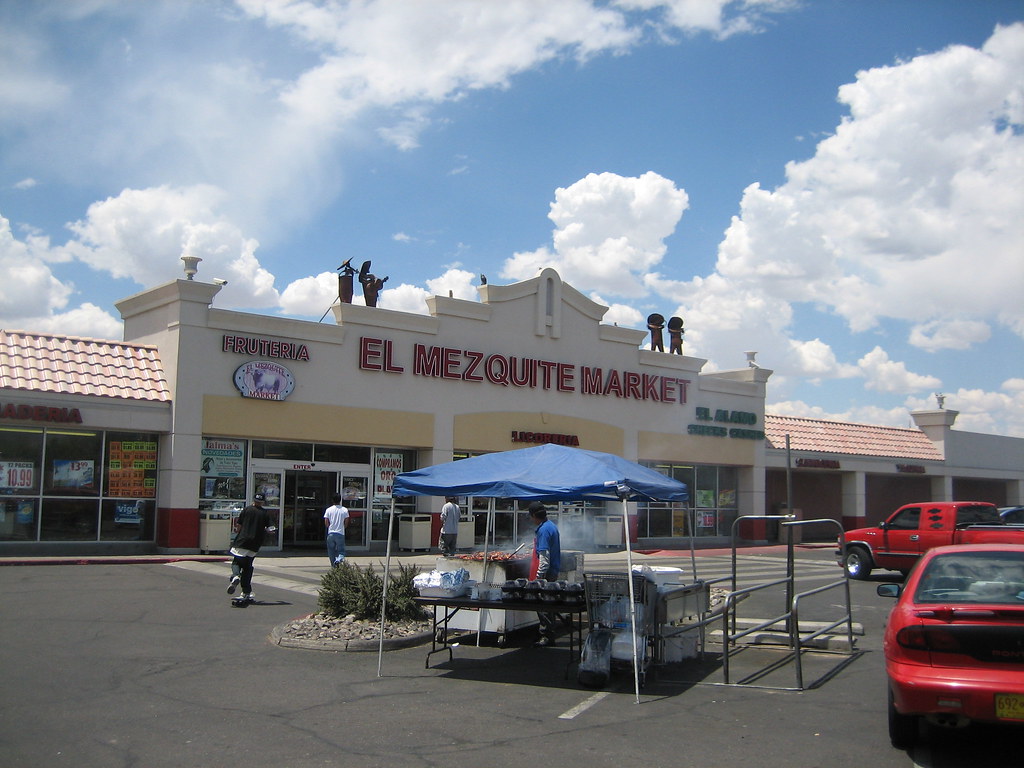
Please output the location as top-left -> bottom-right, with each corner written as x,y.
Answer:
712,516 -> 856,689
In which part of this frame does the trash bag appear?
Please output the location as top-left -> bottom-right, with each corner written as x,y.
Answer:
578,628 -> 613,688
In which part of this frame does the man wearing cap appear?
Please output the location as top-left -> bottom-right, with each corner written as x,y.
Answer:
528,501 -> 561,646
227,493 -> 275,603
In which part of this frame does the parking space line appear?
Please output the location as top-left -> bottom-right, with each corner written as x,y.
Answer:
559,691 -> 611,719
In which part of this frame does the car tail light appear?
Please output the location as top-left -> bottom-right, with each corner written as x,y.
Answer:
896,626 -> 962,653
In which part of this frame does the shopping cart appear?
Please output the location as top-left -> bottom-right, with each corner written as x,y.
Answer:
579,571 -> 654,687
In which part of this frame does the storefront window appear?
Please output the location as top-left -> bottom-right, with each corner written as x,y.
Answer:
315,444 -> 371,464
0,427 -> 160,543
0,498 -> 38,541
251,440 -> 312,461
638,462 -> 739,538
44,430 -> 102,496
40,497 -> 99,541
101,498 -> 155,541
0,427 -> 43,496
199,437 -> 247,509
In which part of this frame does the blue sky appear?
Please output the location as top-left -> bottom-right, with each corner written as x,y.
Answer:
1,0 -> 1022,436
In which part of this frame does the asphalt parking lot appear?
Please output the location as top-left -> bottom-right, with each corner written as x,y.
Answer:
0,547 -> 1017,767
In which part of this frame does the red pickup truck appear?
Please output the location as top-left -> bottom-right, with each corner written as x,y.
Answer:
837,501 -> 1024,579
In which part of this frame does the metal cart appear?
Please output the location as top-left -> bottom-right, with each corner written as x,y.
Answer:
581,571 -> 654,687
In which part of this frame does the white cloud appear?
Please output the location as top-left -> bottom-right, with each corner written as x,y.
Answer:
13,178 -> 37,190
857,346 -> 942,394
589,292 -> 642,328
378,282 -> 430,314
278,271 -> 339,319
502,171 -> 689,296
767,398 -> 916,430
787,338 -> 859,381
62,185 -> 280,309
0,214 -> 121,338
714,23 -> 1024,341
906,382 -> 1024,438
426,268 -> 480,301
616,0 -> 795,40
909,318 -> 992,352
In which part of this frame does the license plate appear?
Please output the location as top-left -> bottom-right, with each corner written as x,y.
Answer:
995,693 -> 1024,722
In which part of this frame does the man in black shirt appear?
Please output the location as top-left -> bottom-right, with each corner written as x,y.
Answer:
227,493 -> 274,603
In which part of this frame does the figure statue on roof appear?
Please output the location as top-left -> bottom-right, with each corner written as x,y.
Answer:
668,316 -> 684,355
647,313 -> 665,352
337,259 -> 356,304
358,260 -> 388,307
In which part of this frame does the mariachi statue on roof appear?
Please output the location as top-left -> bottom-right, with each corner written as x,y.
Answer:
358,260 -> 388,307
667,316 -> 684,355
648,313 -> 684,355
647,314 -> 665,352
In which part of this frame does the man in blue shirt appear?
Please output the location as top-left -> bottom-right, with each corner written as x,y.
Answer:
528,501 -> 561,646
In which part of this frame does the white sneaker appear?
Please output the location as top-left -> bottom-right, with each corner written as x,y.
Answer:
227,575 -> 240,595
243,593 -> 255,603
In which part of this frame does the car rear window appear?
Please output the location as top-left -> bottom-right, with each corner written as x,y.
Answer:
914,550 -> 1024,604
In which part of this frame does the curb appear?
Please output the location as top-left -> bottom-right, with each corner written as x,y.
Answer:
0,555 -> 230,567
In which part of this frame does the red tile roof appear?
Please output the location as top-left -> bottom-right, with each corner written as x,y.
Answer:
0,330 -> 171,402
764,414 -> 942,461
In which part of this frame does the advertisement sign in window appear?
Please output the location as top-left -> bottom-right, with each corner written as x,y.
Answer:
106,440 -> 158,498
0,461 -> 35,490
374,452 -> 402,501
201,438 -> 245,476
52,459 -> 95,490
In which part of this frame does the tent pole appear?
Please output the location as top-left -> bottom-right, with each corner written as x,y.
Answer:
476,497 -> 495,646
622,497 -> 640,704
377,498 -> 397,677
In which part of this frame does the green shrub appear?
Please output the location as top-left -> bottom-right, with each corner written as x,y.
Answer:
318,561 -> 427,622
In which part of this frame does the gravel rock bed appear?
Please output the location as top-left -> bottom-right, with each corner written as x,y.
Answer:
272,612 -> 433,651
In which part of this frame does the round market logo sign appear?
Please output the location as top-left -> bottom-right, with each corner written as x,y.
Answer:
233,360 -> 295,401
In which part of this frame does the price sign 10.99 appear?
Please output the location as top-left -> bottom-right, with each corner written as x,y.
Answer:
1,461 -> 35,490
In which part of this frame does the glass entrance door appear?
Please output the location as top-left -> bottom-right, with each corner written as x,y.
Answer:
340,474 -> 369,550
284,470 -> 337,547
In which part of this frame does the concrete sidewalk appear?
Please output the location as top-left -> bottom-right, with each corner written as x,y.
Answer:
0,541 -> 833,569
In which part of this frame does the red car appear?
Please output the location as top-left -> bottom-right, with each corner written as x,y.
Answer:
877,543 -> 1024,748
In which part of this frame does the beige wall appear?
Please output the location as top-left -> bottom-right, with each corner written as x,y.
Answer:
639,429 -> 759,465
202,394 -> 434,447
454,412 -> 624,454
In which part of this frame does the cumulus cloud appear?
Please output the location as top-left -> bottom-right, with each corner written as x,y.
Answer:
502,171 -> 689,296
714,23 -> 1024,340
909,319 -> 992,352
0,214 -> 121,338
62,186 -> 279,309
857,346 -> 942,394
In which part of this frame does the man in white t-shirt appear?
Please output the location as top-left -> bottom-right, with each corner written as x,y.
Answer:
323,493 -> 350,566
439,496 -> 460,556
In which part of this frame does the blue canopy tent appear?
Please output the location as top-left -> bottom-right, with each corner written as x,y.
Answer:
377,444 -> 689,701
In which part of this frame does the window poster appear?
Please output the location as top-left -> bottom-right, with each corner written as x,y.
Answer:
373,452 -> 402,501
1,461 -> 35,490
696,489 -> 716,508
253,472 -> 281,506
52,459 -> 96,490
106,441 -> 158,498
201,438 -> 245,477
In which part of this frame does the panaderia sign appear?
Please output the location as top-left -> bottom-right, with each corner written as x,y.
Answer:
357,337 -> 691,405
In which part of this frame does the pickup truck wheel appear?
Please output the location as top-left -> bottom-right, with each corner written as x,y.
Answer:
843,547 -> 873,580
